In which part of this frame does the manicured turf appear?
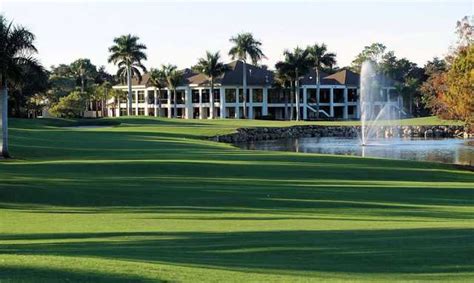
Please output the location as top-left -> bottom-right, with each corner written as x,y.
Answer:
1,117 -> 473,282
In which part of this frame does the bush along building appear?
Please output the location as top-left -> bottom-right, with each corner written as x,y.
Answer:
106,61 -> 402,120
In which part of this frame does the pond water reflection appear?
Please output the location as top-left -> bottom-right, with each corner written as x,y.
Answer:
234,137 -> 474,166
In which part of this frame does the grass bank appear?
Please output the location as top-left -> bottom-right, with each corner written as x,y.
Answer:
1,117 -> 473,282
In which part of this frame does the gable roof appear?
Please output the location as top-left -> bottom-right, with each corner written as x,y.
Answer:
186,61 -> 273,86
300,69 -> 334,86
118,63 -> 396,88
323,69 -> 360,86
128,73 -> 151,86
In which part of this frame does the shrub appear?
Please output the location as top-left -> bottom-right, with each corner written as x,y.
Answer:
50,91 -> 87,118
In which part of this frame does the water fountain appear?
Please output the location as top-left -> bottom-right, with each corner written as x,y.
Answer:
359,60 -> 398,146
233,60 -> 474,166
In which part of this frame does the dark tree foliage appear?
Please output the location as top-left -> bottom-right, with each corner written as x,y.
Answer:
9,62 -> 49,117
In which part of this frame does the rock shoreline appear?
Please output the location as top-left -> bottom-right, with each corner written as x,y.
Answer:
212,125 -> 469,143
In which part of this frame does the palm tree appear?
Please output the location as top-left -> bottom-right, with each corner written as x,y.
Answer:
307,43 -> 336,119
193,51 -> 228,119
70,58 -> 97,93
100,81 -> 112,117
149,67 -> 167,117
229,33 -> 265,119
274,63 -> 293,120
276,47 -> 312,121
163,65 -> 182,118
0,15 -> 37,158
108,34 -> 147,115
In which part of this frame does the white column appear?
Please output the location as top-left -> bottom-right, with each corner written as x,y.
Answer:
343,88 -> 349,120
135,91 -> 139,115
330,88 -> 334,117
199,88 -> 203,119
116,100 -> 120,117
235,87 -> 240,119
208,88 -> 214,119
185,87 -> 193,119
220,87 -> 226,119
144,90 -> 149,116
154,90 -> 158,117
303,87 -> 308,120
248,88 -> 254,119
167,89 -> 172,118
262,87 -> 268,116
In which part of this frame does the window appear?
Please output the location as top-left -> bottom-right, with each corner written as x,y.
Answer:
147,90 -> 155,104
228,107 -> 235,118
307,89 -> 317,103
268,89 -> 289,103
253,107 -> 262,119
238,89 -> 244,102
320,89 -> 330,103
138,91 -> 145,103
120,108 -> 127,116
192,89 -> 200,103
159,90 -> 168,104
225,89 -> 236,103
348,106 -> 355,115
334,89 -> 344,103
334,106 -> 344,118
252,89 -> 263,103
238,89 -> 249,102
176,90 -> 185,104
131,108 -> 136,115
213,89 -> 220,102
132,92 -> 137,103
138,108 -> 145,115
202,89 -> 210,103
348,88 -> 358,102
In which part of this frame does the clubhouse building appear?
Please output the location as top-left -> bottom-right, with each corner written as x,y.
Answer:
106,61 -> 401,120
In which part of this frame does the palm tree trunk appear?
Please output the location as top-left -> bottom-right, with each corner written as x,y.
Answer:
295,70 -> 300,121
283,89 -> 288,120
173,89 -> 177,118
127,65 -> 133,115
315,68 -> 320,119
290,81 -> 294,120
1,79 -> 10,158
81,76 -> 85,94
242,60 -> 247,119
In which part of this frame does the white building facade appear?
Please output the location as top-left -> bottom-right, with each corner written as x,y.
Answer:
106,61 -> 400,120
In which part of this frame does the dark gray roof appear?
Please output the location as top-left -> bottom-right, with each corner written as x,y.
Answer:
300,69 -> 335,86
186,61 -> 273,86
322,69 -> 360,86
120,63 -> 395,88
127,73 -> 151,86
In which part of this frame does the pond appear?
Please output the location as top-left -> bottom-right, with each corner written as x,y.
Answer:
234,137 -> 474,166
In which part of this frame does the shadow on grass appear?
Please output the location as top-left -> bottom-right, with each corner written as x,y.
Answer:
1,228 -> 473,275
0,265 -> 156,283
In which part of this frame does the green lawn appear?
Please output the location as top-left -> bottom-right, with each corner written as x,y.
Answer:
1,117 -> 473,282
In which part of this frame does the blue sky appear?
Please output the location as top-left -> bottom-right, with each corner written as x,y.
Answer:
1,1 -> 471,73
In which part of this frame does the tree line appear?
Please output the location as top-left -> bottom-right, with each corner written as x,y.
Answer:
1,14 -> 472,158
